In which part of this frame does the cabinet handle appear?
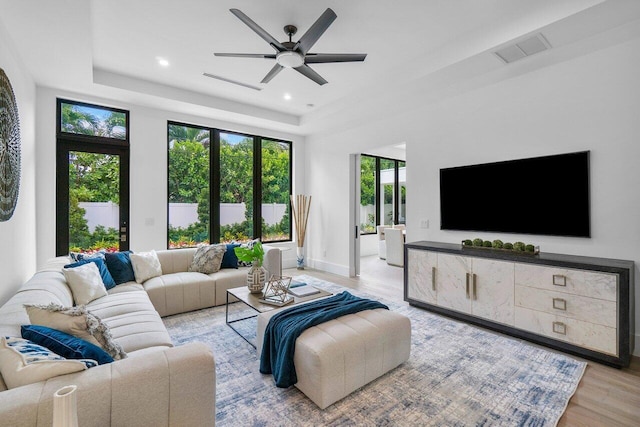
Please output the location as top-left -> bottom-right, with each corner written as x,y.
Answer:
431,266 -> 436,291
465,273 -> 470,298
472,274 -> 477,300
552,298 -> 567,311
552,274 -> 567,287
552,321 -> 567,335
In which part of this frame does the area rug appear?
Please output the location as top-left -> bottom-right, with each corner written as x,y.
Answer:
163,275 -> 586,426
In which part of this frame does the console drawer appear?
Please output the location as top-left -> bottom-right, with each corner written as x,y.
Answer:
514,285 -> 617,328
514,263 -> 617,301
515,307 -> 617,356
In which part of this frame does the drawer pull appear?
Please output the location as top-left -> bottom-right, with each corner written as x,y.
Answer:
465,273 -> 470,298
552,298 -> 567,311
552,274 -> 567,287
431,266 -> 436,291
552,321 -> 567,335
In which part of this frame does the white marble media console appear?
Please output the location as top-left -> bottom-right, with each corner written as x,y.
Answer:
404,241 -> 634,367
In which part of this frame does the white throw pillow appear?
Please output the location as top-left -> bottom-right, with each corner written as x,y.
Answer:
0,337 -> 93,389
130,250 -> 163,283
24,304 -> 101,347
62,262 -> 108,305
24,303 -> 126,360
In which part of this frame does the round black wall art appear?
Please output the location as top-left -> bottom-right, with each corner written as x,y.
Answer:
0,67 -> 21,221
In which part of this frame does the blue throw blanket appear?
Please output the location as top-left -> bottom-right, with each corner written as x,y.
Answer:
260,291 -> 388,388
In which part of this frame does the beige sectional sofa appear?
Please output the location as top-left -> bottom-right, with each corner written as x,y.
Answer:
0,245 -> 281,426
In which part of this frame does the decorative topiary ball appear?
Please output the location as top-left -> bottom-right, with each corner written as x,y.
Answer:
525,244 -> 535,252
492,240 -> 504,249
463,239 -> 473,246
483,240 -> 492,247
513,241 -> 526,251
473,238 -> 484,247
503,242 -> 513,250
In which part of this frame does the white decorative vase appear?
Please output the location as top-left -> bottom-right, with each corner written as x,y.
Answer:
247,264 -> 267,293
296,247 -> 305,270
53,385 -> 78,427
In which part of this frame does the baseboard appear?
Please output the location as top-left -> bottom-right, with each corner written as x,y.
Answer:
307,258 -> 350,277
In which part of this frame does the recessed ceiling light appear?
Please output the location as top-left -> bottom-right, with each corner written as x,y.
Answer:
283,93 -> 292,100
156,57 -> 170,67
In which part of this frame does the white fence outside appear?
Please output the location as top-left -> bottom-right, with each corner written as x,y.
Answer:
79,202 -> 287,232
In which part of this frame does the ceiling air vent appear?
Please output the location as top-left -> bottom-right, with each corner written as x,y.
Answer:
494,33 -> 551,64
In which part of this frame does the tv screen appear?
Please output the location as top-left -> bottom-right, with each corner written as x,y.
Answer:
440,151 -> 590,237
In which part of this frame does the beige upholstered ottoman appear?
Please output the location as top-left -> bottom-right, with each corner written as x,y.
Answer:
257,307 -> 411,409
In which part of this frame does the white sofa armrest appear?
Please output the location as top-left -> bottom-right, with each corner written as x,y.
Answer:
262,245 -> 282,279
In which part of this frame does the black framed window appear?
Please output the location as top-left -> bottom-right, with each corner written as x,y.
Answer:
360,154 -> 405,235
168,122 -> 292,248
56,99 -> 130,256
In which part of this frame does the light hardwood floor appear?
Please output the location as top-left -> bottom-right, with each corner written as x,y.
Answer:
284,256 -> 640,427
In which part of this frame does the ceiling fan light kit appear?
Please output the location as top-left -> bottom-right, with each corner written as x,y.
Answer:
214,8 -> 367,85
276,51 -> 304,68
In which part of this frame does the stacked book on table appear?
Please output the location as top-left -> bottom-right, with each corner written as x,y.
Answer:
288,281 -> 321,297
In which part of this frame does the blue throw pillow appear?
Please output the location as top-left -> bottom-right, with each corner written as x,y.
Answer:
221,243 -> 240,269
21,325 -> 114,365
104,251 -> 135,285
64,257 -> 116,290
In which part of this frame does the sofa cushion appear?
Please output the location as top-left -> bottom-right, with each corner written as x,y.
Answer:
155,248 -> 197,275
209,268 -> 249,306
23,303 -> 126,361
62,262 -> 109,305
130,250 -> 163,283
0,337 -> 94,389
188,244 -> 226,274
21,325 -> 114,365
104,251 -> 136,285
64,257 -> 116,290
144,272 -> 216,317
87,290 -> 173,352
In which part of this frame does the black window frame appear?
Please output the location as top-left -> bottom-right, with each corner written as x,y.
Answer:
56,98 -> 131,256
167,121 -> 293,248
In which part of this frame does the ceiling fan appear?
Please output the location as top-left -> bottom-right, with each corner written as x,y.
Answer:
214,8 -> 367,85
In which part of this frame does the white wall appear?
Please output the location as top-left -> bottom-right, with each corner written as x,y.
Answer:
0,21 -> 37,305
305,34 -> 640,354
35,88 -> 305,269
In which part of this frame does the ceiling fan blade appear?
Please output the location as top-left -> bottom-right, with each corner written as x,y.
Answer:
261,64 -> 284,84
304,53 -> 367,63
214,53 -> 277,59
294,64 -> 328,85
295,8 -> 337,55
229,9 -> 286,52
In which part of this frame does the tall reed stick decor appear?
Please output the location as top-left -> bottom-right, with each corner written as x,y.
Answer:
291,194 -> 311,269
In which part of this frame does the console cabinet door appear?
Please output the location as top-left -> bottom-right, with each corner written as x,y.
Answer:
436,254 -> 472,314
407,249 -> 437,304
470,258 -> 515,326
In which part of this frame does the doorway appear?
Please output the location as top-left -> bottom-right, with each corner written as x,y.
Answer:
350,150 -> 406,279
55,99 -> 130,256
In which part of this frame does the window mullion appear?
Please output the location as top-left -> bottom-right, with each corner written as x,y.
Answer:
212,129 -> 221,243
253,136 -> 262,240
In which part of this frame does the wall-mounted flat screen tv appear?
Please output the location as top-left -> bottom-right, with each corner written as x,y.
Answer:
440,151 -> 590,237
